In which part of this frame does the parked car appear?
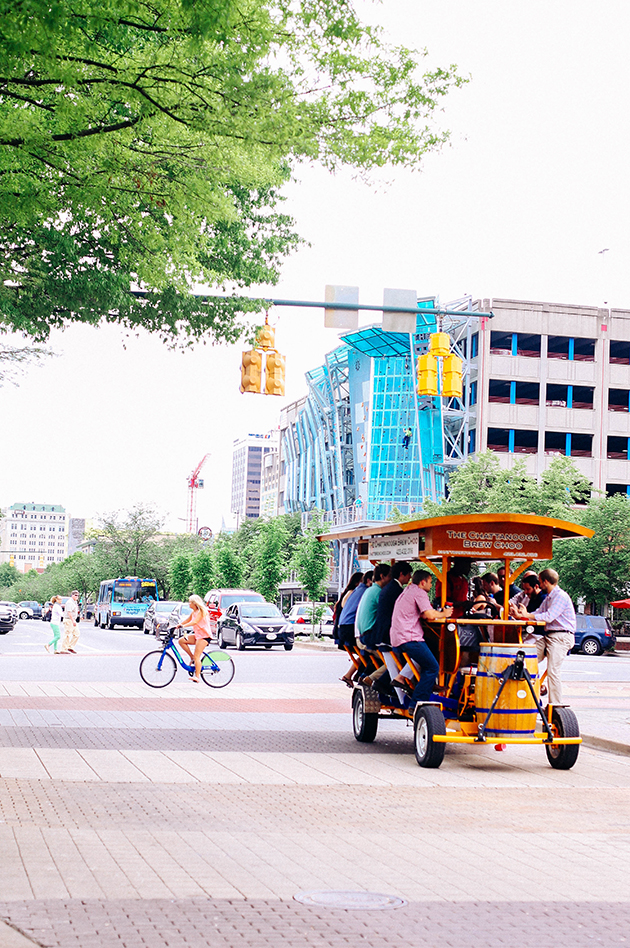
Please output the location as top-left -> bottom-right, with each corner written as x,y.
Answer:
0,601 -> 18,634
287,603 -> 334,630
17,600 -> 42,620
204,588 -> 265,619
217,602 -> 294,650
143,600 -> 190,636
572,615 -> 616,656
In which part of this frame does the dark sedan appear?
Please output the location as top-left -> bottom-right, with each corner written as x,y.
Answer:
0,601 -> 17,634
143,600 -> 190,636
217,602 -> 294,651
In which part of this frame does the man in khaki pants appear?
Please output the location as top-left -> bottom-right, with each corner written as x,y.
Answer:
515,568 -> 575,705
60,590 -> 80,654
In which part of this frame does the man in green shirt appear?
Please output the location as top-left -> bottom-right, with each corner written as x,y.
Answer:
356,563 -> 391,644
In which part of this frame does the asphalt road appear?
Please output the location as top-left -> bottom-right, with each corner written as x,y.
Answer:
2,617 -> 630,683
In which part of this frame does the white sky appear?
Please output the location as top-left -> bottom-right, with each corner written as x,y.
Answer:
2,0 -> 630,533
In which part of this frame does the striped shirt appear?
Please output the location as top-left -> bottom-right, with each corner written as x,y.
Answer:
531,585 -> 576,633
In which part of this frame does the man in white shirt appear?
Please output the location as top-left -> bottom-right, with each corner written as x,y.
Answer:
60,590 -> 81,654
515,568 -> 575,705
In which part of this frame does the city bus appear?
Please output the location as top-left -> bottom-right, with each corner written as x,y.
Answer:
95,577 -> 159,630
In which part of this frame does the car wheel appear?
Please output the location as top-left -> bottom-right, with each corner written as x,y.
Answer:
93,616 -> 99,627
546,706 -> 580,770
217,629 -> 226,649
352,689 -> 378,742
581,636 -> 602,656
414,705 -> 446,768
107,617 -> 115,630
236,632 -> 245,651
19,611 -> 29,620
283,642 -> 294,651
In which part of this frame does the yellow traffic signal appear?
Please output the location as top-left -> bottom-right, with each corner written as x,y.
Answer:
417,352 -> 438,396
442,353 -> 463,398
240,349 -> 263,393
256,322 -> 275,350
265,350 -> 286,396
429,332 -> 450,359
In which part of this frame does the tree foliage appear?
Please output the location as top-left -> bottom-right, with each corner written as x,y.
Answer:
0,0 -> 466,344
251,516 -> 289,602
169,553 -> 192,600
90,502 -> 164,576
292,511 -> 331,605
424,453 -> 593,519
549,494 -> 630,609
191,547 -> 214,598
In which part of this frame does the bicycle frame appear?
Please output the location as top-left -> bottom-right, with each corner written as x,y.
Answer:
158,635 -> 220,676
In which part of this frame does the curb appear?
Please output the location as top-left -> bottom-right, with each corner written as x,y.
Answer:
294,640 -> 340,652
581,733 -> 630,757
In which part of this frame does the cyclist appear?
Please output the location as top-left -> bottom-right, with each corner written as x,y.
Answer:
177,594 -> 212,683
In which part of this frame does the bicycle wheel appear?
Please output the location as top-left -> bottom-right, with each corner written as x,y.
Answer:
140,650 -> 177,688
200,650 -> 235,688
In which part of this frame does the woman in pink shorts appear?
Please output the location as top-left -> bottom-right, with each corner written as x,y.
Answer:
178,595 -> 212,683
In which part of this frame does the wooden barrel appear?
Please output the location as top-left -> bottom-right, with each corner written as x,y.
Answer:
475,644 -> 539,737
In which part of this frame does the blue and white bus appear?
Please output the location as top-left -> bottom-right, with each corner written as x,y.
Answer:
96,577 -> 159,630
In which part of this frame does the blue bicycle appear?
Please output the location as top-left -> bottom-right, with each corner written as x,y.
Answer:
139,628 -> 235,689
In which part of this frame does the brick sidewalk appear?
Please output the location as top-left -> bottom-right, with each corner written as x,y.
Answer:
2,898 -> 630,948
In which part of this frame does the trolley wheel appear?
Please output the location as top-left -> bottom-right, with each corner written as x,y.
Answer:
413,705 -> 446,768
545,706 -> 580,770
352,688 -> 378,743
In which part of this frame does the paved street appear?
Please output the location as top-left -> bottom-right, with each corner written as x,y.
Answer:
0,619 -> 629,947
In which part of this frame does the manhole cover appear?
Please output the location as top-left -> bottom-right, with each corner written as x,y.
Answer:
293,891 -> 406,910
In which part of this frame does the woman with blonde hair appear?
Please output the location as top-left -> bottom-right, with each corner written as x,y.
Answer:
45,596 -> 64,653
177,594 -> 212,683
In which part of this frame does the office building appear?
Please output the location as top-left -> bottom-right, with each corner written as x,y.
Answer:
231,431 -> 279,525
0,502 -> 69,573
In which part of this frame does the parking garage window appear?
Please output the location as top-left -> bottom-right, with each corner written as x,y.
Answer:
609,389 -> 630,412
546,384 -> 594,408
610,340 -> 630,365
487,428 -> 539,454
607,436 -> 629,460
545,431 -> 592,457
489,380 -> 539,404
607,483 -> 630,496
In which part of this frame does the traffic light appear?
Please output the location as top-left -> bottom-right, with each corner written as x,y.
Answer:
442,353 -> 463,398
265,350 -> 286,396
240,349 -> 263,393
417,352 -> 438,396
256,323 -> 275,350
429,332 -> 450,359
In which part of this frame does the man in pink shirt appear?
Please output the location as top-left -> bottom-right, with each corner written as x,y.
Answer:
390,570 -> 453,707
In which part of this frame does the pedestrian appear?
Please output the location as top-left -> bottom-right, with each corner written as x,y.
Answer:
45,596 -> 64,653
60,590 -> 80,654
514,568 -> 575,705
177,594 -> 212,683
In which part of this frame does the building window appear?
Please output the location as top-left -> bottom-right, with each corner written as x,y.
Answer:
517,334 -> 541,357
548,336 -> 595,362
545,431 -> 592,457
471,333 -> 478,358
610,341 -> 630,365
546,383 -> 594,408
607,483 -> 630,496
468,428 -> 476,453
548,336 -> 570,360
488,380 -> 511,403
490,332 -> 512,354
609,389 -> 630,412
573,338 -> 596,361
489,380 -> 539,405
572,386 -> 594,409
487,428 -> 510,452
469,380 -> 477,405
607,436 -> 629,460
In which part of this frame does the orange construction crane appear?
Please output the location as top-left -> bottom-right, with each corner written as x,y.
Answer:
186,454 -> 209,533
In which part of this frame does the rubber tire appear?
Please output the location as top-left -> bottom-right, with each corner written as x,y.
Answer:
217,629 -> 226,649
545,706 -> 580,770
108,617 -> 115,630
581,636 -> 602,656
94,617 -> 99,627
414,705 -> 446,768
19,612 -> 29,620
139,650 -> 177,688
200,651 -> 235,688
236,632 -> 245,651
265,644 -> 272,649
352,689 -> 378,743
283,642 -> 294,651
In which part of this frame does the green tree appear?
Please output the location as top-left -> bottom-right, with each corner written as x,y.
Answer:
251,518 -> 289,601
292,513 -> 331,620
213,534 -> 244,589
424,452 -> 592,519
191,548 -> 214,598
169,554 -> 192,600
549,494 -> 630,609
0,0 -> 466,345
91,503 -> 164,576
0,563 -> 20,587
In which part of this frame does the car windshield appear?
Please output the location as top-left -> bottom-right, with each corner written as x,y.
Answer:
220,594 -> 264,608
155,602 -> 177,612
240,604 -> 282,619
179,606 -> 192,618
